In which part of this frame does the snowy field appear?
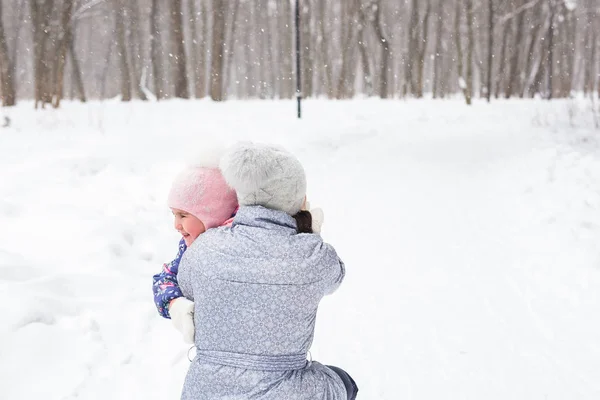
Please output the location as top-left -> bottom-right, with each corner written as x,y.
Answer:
1,98 -> 599,400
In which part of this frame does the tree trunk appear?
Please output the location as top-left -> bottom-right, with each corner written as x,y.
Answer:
264,2 -> 275,98
455,0 -> 469,104
547,1 -> 556,100
584,0 -> 597,95
30,0 -> 55,108
279,0 -> 294,99
100,40 -> 114,99
486,0 -> 493,102
505,1 -> 525,98
521,2 -> 544,98
128,0 -> 148,100
357,0 -> 372,96
224,0 -> 241,95
433,0 -> 444,99
336,0 -> 353,98
53,0 -> 75,108
405,0 -> 419,96
301,0 -> 312,98
243,1 -> 255,98
465,0 -> 474,104
68,34 -> 86,102
318,0 -> 333,97
561,6 -> 576,97
150,0 -> 164,100
114,0 -> 132,101
170,0 -> 189,98
198,0 -> 208,98
187,0 -> 199,98
9,0 -> 24,95
495,19 -> 510,98
373,1 -> 391,99
210,0 -> 226,101
416,0 -> 432,98
0,0 -> 16,106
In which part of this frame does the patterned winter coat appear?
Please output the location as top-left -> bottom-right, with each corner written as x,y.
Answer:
178,205 -> 347,400
152,238 -> 187,318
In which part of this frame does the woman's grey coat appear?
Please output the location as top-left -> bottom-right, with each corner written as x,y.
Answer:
178,205 -> 347,400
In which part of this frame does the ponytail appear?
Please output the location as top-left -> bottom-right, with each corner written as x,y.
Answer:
292,210 -> 313,234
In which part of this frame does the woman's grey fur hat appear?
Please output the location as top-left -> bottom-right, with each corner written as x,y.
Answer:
219,142 -> 307,216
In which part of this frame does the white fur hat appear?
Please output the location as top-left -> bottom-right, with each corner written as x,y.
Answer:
219,142 -> 306,215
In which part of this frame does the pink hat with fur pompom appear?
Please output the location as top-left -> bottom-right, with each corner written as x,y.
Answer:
167,165 -> 238,229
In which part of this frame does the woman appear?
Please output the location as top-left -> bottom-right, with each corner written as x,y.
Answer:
178,142 -> 358,400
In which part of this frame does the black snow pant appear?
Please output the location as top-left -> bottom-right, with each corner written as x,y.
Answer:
327,365 -> 359,400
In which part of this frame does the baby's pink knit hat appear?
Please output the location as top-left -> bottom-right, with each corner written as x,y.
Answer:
167,165 -> 238,229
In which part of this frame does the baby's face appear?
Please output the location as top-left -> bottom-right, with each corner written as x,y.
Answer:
171,208 -> 206,246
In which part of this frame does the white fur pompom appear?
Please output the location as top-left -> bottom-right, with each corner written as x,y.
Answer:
219,142 -> 278,193
186,142 -> 227,169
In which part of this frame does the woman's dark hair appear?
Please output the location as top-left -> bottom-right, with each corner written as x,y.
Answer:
292,210 -> 313,234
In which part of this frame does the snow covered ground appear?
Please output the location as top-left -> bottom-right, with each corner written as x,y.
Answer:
1,98 -> 599,400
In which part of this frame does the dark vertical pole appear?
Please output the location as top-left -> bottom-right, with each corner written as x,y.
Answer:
295,0 -> 302,118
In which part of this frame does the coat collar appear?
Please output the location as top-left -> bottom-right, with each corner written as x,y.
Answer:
232,206 -> 297,234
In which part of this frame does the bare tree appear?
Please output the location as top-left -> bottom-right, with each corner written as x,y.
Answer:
559,4 -> 576,97
210,0 -> 226,101
52,0 -> 75,108
9,0 -> 25,95
0,0 -> 598,103
0,0 -> 16,106
127,0 -> 148,100
224,0 -> 241,95
433,0 -> 445,99
465,0 -> 474,104
30,0 -> 55,108
114,0 -> 132,101
547,0 -> 557,99
68,28 -> 86,103
357,0 -> 373,96
373,0 -> 392,98
318,0 -> 334,97
584,0 -> 597,95
335,0 -> 357,99
495,8 -> 511,98
170,0 -> 189,98
416,0 -> 432,98
198,0 -> 209,98
405,0 -> 419,96
504,1 -> 525,98
486,0 -> 493,102
150,0 -> 164,100
278,0 -> 294,99
455,0 -> 470,104
521,1 -> 544,98
187,0 -> 199,98
301,0 -> 313,98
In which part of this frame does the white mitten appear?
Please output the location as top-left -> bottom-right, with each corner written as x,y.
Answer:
169,298 -> 195,344
310,207 -> 324,234
302,200 -> 325,234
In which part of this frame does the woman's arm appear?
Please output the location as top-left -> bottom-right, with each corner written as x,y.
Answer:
322,243 -> 346,295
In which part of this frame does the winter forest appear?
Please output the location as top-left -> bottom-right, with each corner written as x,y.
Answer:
0,0 -> 599,106
2,1 -> 600,400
